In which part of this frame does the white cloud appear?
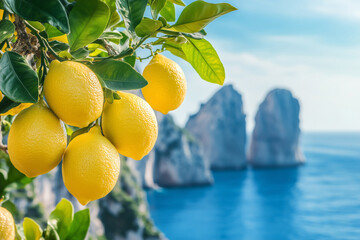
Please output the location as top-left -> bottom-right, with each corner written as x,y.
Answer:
311,0 -> 360,20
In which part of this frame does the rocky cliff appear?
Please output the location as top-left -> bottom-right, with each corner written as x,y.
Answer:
153,114 -> 213,187
129,113 -> 213,188
185,85 -> 247,170
248,88 -> 305,167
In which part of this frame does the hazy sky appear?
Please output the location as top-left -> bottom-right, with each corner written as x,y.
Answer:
139,0 -> 360,132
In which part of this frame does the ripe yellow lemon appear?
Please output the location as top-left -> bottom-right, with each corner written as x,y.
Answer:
44,60 -> 104,128
0,92 -> 32,116
49,34 -> 68,43
8,102 -> 67,178
142,54 -> 187,114
62,126 -> 120,205
101,92 -> 158,160
0,207 -> 15,240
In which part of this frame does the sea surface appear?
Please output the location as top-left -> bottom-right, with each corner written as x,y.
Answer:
146,133 -> 360,240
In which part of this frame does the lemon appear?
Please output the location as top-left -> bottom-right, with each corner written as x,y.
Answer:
0,92 -> 32,116
8,101 -> 67,178
0,207 -> 15,240
142,54 -> 187,114
102,92 -> 158,160
62,126 -> 120,205
44,60 -> 104,128
49,34 -> 68,44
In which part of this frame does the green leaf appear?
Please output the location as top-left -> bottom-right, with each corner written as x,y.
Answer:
0,52 -> 39,103
48,198 -> 74,239
49,40 -> 69,52
44,224 -> 60,240
182,29 -> 206,40
100,32 -> 123,40
123,55 -> 136,67
160,1 -> 175,22
0,20 -> 14,44
169,1 -> 237,33
69,123 -> 95,142
23,218 -> 42,240
182,38 -> 225,85
4,0 -> 69,33
89,60 -> 147,90
116,0 -> 148,34
68,0 -> 110,51
150,0 -> 166,20
0,96 -> 20,114
106,11 -> 122,30
168,0 -> 185,6
65,209 -> 90,240
164,41 -> 187,60
27,21 -> 45,32
70,48 -> 89,59
44,23 -> 64,38
135,18 -> 162,37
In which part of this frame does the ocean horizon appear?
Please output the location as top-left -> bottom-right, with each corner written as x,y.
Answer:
147,132 -> 360,240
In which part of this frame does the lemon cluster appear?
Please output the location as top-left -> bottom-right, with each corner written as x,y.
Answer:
7,54 -> 186,205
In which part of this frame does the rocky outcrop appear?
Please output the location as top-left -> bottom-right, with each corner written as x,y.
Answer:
98,157 -> 166,240
248,89 -> 305,167
185,85 -> 247,170
152,114 -> 213,187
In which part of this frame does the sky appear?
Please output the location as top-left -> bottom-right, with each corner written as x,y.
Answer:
139,0 -> 360,132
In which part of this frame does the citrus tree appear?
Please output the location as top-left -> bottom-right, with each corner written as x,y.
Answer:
0,0 -> 236,239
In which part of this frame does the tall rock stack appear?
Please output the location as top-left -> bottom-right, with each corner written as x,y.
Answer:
186,85 -> 247,170
248,89 -> 305,167
153,115 -> 213,187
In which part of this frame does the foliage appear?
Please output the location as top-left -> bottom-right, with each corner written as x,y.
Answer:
1,198 -> 90,240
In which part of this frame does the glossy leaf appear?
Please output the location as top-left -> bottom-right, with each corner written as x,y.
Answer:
65,209 -> 90,240
182,38 -> 225,85
100,32 -> 123,40
70,48 -> 89,59
69,123 -> 95,142
48,198 -> 74,239
150,0 -> 166,19
44,224 -> 60,240
135,18 -> 163,37
44,23 -> 64,38
170,1 -> 237,33
168,0 -> 185,6
0,52 -> 39,103
23,218 -> 42,240
49,40 -> 69,52
0,20 -> 14,44
89,60 -> 148,90
163,41 -> 187,60
160,1 -> 176,22
4,0 -> 69,33
0,96 -> 20,114
116,0 -> 148,34
27,21 -> 45,32
68,0 -> 110,51
124,55 -> 136,67
107,11 -> 122,30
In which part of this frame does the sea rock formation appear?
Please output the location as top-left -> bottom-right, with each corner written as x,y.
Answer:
248,88 -> 305,167
185,85 -> 247,170
153,114 -> 213,187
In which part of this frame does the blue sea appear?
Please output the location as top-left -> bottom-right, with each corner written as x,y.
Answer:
147,133 -> 360,240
